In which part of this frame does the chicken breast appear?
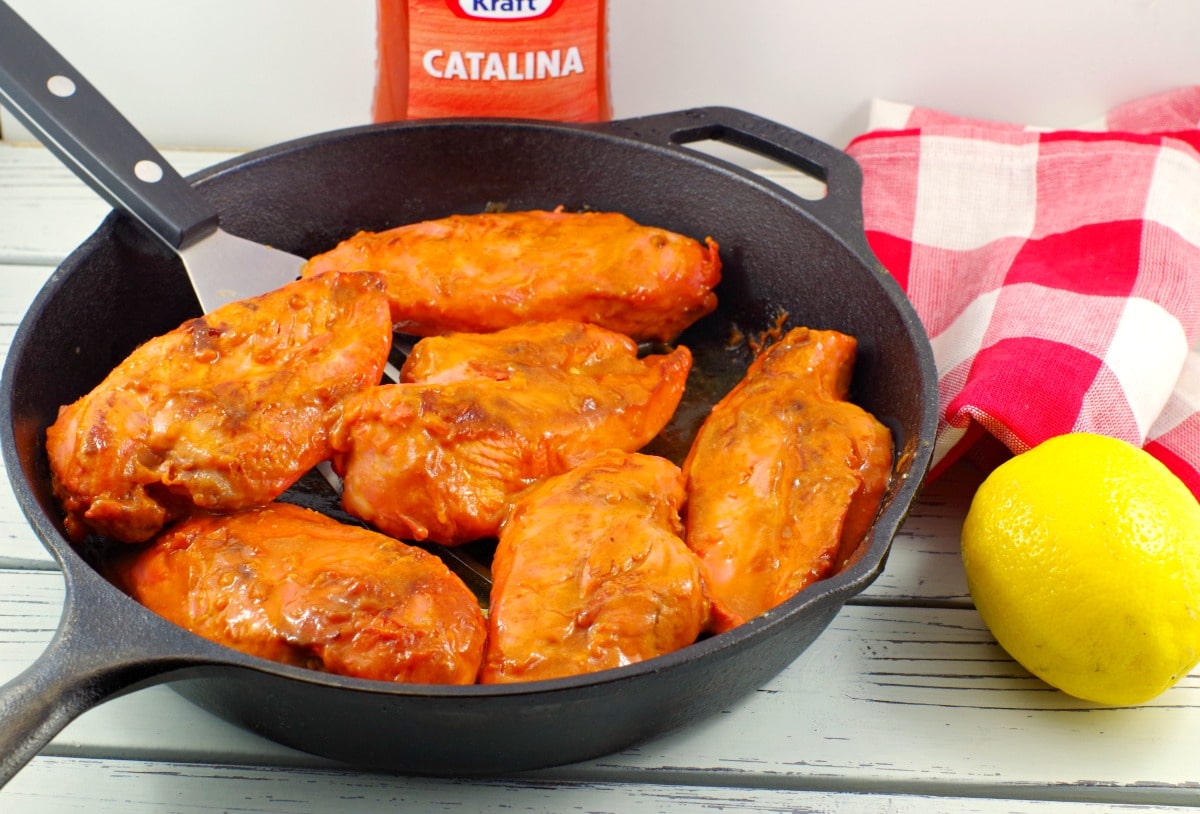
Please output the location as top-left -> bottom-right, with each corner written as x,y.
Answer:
302,209 -> 721,342
481,450 -> 711,683
46,271 -> 392,543
682,327 -> 893,632
114,502 -> 487,685
330,320 -> 692,545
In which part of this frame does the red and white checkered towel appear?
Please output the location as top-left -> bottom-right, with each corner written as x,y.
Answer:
845,87 -> 1200,498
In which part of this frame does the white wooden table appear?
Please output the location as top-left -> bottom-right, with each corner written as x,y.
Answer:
1,142 -> 1197,813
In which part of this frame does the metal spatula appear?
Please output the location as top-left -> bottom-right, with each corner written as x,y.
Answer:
0,1 -> 302,312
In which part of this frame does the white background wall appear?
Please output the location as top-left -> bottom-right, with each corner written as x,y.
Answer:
3,0 -> 1200,163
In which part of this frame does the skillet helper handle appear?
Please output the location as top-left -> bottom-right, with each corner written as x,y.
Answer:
0,1 -> 218,250
604,106 -> 875,265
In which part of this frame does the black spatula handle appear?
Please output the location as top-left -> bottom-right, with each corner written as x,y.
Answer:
0,1 -> 218,250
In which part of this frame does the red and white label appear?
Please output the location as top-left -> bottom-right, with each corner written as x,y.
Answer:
446,0 -> 566,21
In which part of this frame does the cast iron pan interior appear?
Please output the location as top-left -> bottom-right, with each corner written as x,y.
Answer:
0,108 -> 937,777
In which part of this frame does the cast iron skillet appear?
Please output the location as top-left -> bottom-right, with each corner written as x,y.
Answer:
0,107 -> 937,785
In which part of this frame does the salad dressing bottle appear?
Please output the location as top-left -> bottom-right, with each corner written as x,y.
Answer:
373,0 -> 611,122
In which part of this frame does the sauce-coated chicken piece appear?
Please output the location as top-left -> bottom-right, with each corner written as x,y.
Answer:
398,317 -> 664,386
330,320 -> 692,545
114,503 -> 486,684
683,327 -> 893,632
301,209 -> 721,342
481,450 -> 711,683
46,272 -> 392,543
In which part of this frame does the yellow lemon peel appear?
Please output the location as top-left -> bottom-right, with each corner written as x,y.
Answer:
961,432 -> 1200,706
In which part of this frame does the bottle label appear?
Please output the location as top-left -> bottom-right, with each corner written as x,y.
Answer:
446,0 -> 567,22
399,0 -> 609,121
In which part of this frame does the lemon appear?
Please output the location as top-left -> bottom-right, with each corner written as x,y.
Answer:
961,432 -> 1200,705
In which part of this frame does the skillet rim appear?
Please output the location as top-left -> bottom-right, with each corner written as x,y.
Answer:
0,109 -> 939,701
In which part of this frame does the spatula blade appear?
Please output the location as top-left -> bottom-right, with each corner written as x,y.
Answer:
179,228 -> 306,313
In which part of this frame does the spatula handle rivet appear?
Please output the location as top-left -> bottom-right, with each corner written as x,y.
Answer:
134,159 -> 163,184
45,74 -> 74,97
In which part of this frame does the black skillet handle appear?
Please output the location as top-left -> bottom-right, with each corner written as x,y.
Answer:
602,107 -> 876,266
0,568 -> 193,789
0,1 -> 218,251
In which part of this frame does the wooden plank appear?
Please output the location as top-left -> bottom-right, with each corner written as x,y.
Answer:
0,144 -> 239,265
5,119 -> 1197,814
0,301 -> 983,589
0,143 -> 248,565
0,461 -> 48,569
0,313 -> 55,566
0,263 -> 51,564
858,462 -> 980,605
2,755 -> 1189,814
0,264 -> 51,325
0,463 -> 979,592
3,568 -> 1199,806
0,435 -> 979,592
0,147 -> 834,265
